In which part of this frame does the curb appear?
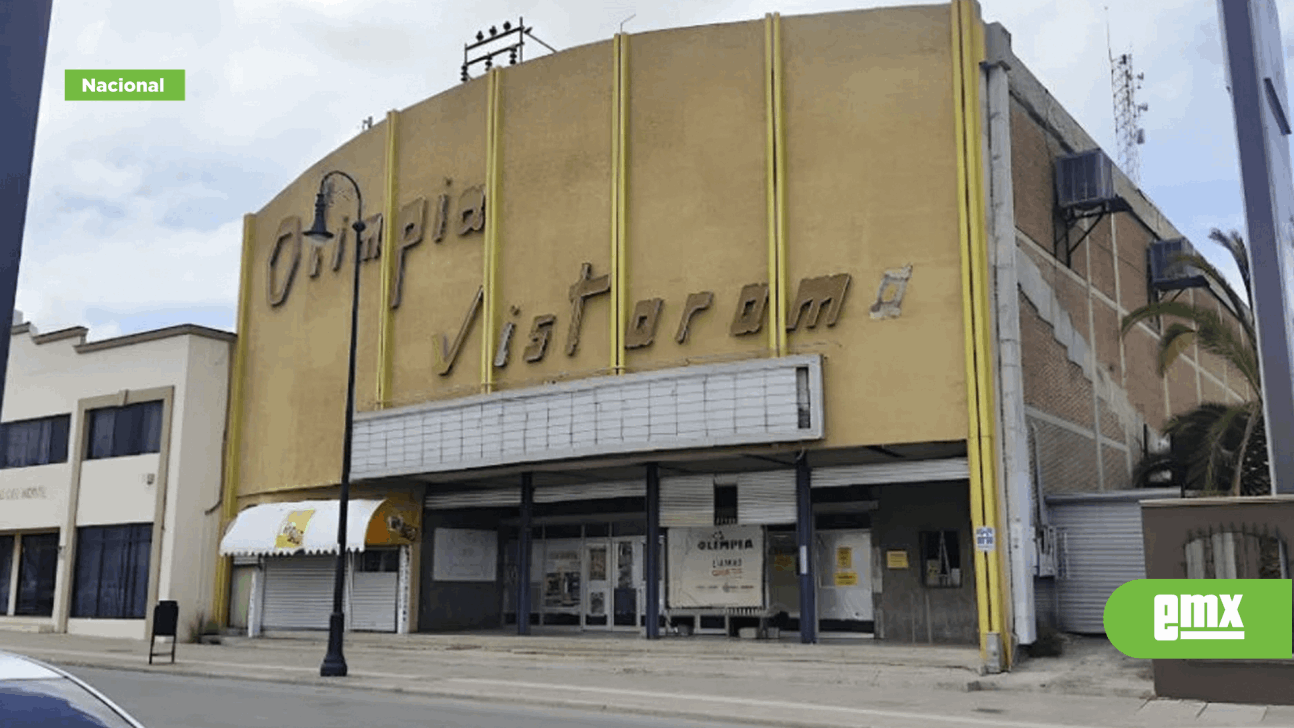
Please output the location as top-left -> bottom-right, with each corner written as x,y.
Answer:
966,678 -> 1156,701
38,649 -> 1153,702
39,657 -> 911,728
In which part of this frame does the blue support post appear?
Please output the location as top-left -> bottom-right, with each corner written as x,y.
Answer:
518,472 -> 533,635
796,453 -> 817,643
645,462 -> 661,639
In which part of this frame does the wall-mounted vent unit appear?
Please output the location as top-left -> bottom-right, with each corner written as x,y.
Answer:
1055,149 -> 1118,212
1149,238 -> 1208,291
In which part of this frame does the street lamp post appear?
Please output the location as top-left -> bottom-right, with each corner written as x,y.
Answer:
303,171 -> 366,678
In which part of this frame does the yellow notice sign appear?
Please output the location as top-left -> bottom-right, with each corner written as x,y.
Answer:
886,550 -> 909,569
275,509 -> 315,549
774,554 -> 796,572
836,547 -> 852,569
834,571 -> 858,587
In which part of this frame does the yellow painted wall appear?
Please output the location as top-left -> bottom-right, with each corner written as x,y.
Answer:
235,5 -> 971,498
387,81 -> 488,405
782,6 -> 968,447
491,41 -> 615,390
624,22 -> 771,370
240,126 -> 387,495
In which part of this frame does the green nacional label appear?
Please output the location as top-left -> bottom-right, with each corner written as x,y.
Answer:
65,70 -> 185,100
1104,579 -> 1293,659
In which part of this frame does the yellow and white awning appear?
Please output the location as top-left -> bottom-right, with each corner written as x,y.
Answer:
218,498 -> 420,557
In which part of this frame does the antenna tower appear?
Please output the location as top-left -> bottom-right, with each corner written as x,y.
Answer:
1109,38 -> 1148,184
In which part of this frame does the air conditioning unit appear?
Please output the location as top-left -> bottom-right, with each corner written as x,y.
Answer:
1055,149 -> 1117,211
1149,238 -> 1208,291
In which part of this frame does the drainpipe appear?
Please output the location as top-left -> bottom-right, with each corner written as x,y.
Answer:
984,24 -> 1037,648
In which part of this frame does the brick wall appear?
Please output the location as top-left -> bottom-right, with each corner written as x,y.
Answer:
1009,101 -> 1248,495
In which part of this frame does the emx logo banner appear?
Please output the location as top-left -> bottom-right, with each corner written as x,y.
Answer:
1104,579 -> 1292,659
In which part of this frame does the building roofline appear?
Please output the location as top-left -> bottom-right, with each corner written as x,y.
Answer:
11,322 -> 235,353
986,22 -> 1250,322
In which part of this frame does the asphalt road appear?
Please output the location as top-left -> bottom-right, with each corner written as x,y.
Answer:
59,666 -> 758,728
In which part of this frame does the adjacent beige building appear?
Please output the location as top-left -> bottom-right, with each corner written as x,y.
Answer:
0,312 -> 234,640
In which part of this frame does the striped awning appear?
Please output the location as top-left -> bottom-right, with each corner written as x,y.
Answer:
218,499 -> 413,557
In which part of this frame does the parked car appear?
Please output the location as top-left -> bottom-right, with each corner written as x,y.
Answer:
0,651 -> 146,727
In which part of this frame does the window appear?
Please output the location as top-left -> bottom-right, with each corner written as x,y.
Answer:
0,534 -> 12,614
921,530 -> 962,588
357,549 -> 399,573
72,524 -> 152,619
15,532 -> 58,616
714,484 -> 738,525
86,401 -> 163,460
0,415 -> 70,469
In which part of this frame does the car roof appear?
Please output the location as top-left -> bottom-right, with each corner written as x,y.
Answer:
0,651 -> 65,681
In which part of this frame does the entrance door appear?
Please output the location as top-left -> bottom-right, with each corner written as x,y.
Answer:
612,538 -> 640,630
583,542 -> 610,629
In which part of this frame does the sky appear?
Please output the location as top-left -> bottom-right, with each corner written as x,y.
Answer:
16,0 -> 1294,341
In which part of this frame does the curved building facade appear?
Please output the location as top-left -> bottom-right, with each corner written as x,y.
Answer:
214,0 -> 1252,671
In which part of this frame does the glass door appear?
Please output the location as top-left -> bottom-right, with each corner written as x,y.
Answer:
612,538 -> 640,629
583,542 -> 610,629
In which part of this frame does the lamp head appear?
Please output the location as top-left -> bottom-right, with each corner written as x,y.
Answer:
305,192 -> 334,241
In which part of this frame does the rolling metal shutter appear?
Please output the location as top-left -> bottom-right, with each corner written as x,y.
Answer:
737,471 -> 796,524
425,489 -> 520,509
350,572 -> 397,632
812,458 -> 970,487
534,481 -> 646,503
261,556 -> 335,630
1046,489 -> 1177,633
661,475 -> 714,527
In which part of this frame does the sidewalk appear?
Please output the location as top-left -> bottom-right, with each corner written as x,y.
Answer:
2,627 -> 1292,727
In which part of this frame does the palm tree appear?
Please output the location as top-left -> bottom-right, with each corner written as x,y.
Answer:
1121,228 -> 1269,496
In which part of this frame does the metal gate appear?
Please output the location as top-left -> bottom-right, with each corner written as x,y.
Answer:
351,571 -> 397,632
1046,488 -> 1178,633
261,556 -> 334,630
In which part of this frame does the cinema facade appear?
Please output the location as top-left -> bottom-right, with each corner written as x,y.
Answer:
213,1 -> 1251,671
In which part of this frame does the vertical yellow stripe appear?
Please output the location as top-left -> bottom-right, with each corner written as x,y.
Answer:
765,15 -> 778,355
379,110 -> 399,409
616,34 -> 630,370
950,0 -> 991,663
213,213 -> 256,625
964,1 -> 1012,667
483,70 -> 502,392
773,13 -> 788,356
610,36 -> 622,373
954,0 -> 1009,668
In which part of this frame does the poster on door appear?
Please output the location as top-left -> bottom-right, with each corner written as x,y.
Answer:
667,525 -> 764,609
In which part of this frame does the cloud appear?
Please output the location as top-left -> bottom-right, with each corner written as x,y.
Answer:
18,0 -> 1294,344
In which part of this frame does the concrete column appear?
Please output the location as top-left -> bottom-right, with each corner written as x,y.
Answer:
517,472 -> 533,635
795,453 -> 817,644
645,462 -> 661,639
